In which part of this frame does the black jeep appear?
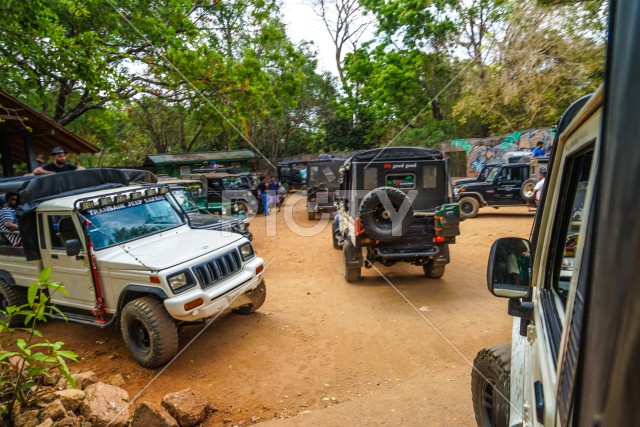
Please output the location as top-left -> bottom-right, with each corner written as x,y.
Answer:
334,147 -> 461,282
452,162 -> 502,188
454,159 -> 547,218
277,161 -> 308,192
306,159 -> 342,220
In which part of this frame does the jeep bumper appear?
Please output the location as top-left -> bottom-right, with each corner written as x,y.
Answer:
163,257 -> 264,321
372,244 -> 450,265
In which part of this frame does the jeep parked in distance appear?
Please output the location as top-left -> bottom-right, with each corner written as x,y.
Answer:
184,172 -> 259,216
452,162 -> 502,188
277,161 -> 308,192
156,176 -> 237,216
471,5 -> 640,421
0,170 -> 266,368
306,159 -> 342,220
167,186 -> 252,241
334,147 -> 461,281
455,157 -> 548,218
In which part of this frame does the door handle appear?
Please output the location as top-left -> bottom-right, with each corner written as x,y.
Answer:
51,254 -> 58,259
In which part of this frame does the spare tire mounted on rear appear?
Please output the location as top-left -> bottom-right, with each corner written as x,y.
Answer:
358,186 -> 413,241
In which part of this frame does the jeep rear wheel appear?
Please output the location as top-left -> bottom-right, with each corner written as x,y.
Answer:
0,277 -> 27,327
121,297 -> 178,369
459,197 -> 480,218
471,344 -> 511,427
343,240 -> 361,282
358,187 -> 413,241
521,178 -> 539,202
233,281 -> 266,315
423,262 -> 445,279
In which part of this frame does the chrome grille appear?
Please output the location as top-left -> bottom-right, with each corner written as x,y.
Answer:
193,250 -> 242,289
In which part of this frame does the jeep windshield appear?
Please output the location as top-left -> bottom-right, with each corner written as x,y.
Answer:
81,195 -> 185,250
308,162 -> 340,187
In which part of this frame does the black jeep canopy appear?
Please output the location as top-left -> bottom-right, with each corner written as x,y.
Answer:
349,147 -> 443,163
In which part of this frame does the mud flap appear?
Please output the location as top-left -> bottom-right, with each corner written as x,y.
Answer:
433,245 -> 450,266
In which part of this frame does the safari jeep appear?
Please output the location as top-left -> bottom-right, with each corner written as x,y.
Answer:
0,170 -> 265,368
334,146 -> 461,282
471,3 -> 640,422
306,158 -> 342,220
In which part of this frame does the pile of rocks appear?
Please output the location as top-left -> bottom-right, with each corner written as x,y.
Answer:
11,371 -> 213,427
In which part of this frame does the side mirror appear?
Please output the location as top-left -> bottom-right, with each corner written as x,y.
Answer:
65,239 -> 82,257
486,237 -> 531,298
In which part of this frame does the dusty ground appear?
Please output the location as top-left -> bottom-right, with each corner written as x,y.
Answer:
39,193 -> 535,426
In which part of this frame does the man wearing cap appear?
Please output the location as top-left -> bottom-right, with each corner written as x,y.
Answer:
33,147 -> 85,175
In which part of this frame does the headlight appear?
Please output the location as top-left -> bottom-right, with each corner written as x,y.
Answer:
167,271 -> 195,293
239,243 -> 255,261
237,222 -> 247,232
231,204 -> 239,214
221,206 -> 228,215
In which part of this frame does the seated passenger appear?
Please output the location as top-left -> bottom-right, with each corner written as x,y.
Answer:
0,191 -> 22,246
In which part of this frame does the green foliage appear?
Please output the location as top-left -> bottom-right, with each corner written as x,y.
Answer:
0,268 -> 78,419
0,0 -> 608,162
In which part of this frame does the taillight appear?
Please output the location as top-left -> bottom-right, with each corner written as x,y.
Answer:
434,235 -> 445,243
354,217 -> 364,236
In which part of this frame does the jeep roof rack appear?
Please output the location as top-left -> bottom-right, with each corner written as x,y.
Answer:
348,146 -> 443,162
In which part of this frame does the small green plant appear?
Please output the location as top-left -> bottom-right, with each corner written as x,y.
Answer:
0,268 -> 78,420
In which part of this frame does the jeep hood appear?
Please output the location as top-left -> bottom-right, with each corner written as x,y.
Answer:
96,229 -> 243,271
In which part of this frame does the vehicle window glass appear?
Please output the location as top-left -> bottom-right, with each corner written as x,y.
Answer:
386,174 -> 415,189
83,197 -> 184,250
48,215 -> 78,249
549,149 -> 593,308
309,166 -> 319,182
364,168 -> 377,190
422,166 -> 437,188
486,167 -> 500,182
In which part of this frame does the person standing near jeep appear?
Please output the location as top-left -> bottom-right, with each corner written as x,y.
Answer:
33,147 -> 85,175
533,169 -> 546,207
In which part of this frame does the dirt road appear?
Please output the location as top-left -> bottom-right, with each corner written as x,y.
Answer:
40,193 -> 534,426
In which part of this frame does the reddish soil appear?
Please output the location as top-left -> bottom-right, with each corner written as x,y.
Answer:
39,193 -> 535,426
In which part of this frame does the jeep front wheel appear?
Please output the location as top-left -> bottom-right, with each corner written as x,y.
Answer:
423,262 -> 445,279
0,277 -> 27,327
471,344 -> 511,427
343,239 -> 362,282
233,281 -> 266,315
121,297 -> 178,369
332,218 -> 343,250
459,197 -> 480,218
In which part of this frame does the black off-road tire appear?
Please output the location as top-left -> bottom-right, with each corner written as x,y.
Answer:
0,277 -> 28,327
459,197 -> 480,218
332,220 -> 343,250
343,240 -> 361,282
423,262 -> 446,279
521,178 -> 539,202
471,344 -> 512,427
120,297 -> 179,369
358,187 -> 413,241
233,281 -> 267,315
